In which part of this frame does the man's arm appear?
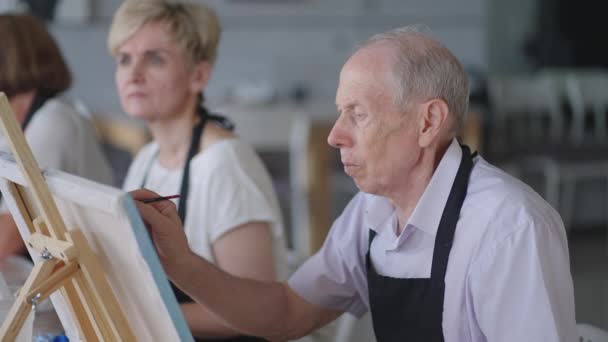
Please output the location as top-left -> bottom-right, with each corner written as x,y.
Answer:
177,252 -> 341,340
132,189 -> 342,340
469,220 -> 577,341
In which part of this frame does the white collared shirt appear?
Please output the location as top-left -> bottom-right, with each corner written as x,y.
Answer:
288,139 -> 577,341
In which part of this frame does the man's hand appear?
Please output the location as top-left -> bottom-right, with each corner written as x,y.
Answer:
131,190 -> 340,340
130,189 -> 191,278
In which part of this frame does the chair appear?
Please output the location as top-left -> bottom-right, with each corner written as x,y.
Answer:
66,98 -> 151,187
91,117 -> 151,157
68,98 -> 151,157
488,72 -> 608,235
288,115 -> 312,262
289,115 -> 339,259
91,117 -> 151,187
486,74 -> 565,209
557,71 -> 608,231
565,70 -> 608,144
487,75 -> 564,157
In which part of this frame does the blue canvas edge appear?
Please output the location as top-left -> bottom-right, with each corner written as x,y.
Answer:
120,194 -> 194,342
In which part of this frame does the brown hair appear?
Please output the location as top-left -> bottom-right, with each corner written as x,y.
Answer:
0,14 -> 72,98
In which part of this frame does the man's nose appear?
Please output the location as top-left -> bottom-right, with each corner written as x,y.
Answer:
327,115 -> 352,149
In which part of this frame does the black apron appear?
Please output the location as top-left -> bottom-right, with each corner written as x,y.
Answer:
366,145 -> 474,342
141,107 -> 265,342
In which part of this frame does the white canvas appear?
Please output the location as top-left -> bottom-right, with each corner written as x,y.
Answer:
0,150 -> 193,341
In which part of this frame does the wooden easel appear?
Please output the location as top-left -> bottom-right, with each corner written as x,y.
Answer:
0,93 -> 135,341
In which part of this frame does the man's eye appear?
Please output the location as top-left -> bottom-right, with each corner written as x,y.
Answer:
354,113 -> 367,120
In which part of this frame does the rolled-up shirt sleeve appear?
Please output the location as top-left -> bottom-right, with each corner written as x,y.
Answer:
288,194 -> 370,317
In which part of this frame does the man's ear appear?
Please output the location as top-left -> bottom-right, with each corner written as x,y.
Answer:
189,60 -> 212,94
417,98 -> 449,148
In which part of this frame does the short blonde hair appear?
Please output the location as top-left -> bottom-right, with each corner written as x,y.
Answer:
107,0 -> 221,64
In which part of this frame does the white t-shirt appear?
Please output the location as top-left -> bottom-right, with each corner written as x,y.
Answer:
123,138 -> 288,280
0,98 -> 114,214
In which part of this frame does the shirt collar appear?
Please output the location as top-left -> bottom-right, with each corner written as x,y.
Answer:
408,138 -> 462,235
363,194 -> 396,233
364,138 -> 463,236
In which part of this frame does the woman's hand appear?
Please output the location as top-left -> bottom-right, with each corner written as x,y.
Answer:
130,189 -> 192,278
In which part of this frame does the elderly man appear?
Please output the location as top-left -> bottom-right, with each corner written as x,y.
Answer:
133,26 -> 577,341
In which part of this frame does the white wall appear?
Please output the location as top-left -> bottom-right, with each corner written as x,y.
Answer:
48,0 -> 488,117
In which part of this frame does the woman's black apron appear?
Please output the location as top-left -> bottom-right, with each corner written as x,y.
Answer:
141,107 -> 266,342
366,145 -> 474,342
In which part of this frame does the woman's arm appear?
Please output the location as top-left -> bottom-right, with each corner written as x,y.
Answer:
182,221 -> 277,338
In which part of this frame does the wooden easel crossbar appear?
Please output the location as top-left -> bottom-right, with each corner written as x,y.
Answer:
0,92 -> 135,341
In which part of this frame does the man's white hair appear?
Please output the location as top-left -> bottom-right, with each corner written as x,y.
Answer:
361,25 -> 470,134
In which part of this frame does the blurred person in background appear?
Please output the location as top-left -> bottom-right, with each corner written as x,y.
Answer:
0,13 -> 113,262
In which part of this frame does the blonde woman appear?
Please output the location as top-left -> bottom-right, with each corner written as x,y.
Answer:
109,1 -> 287,340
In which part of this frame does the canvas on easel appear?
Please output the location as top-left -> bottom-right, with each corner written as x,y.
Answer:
0,93 -> 193,341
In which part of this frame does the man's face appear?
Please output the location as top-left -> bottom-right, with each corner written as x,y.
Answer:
329,45 -> 420,196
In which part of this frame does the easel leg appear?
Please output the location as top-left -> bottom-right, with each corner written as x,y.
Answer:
0,258 -> 57,341
68,229 -> 136,341
0,95 -> 136,341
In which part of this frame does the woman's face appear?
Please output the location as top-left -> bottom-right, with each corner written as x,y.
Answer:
115,21 -> 209,122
